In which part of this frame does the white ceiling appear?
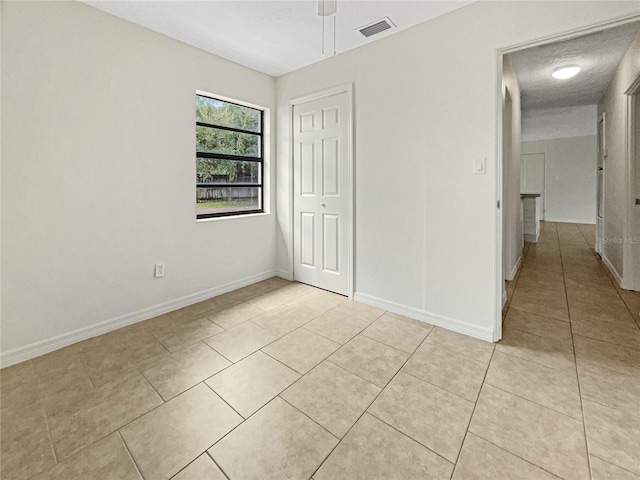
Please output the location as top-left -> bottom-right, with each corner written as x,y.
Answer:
83,0 -> 473,77
509,22 -> 640,111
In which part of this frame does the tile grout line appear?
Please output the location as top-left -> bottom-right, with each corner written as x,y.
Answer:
573,329 -> 640,354
319,326 -> 424,389
200,375 -> 344,475
118,379 -> 247,478
307,327 -> 439,479
481,381 -> 583,422
77,350 -> 99,390
300,323 -> 365,345
203,289 -> 347,358
259,348 -> 322,377
494,223 -> 597,479
400,369 -> 481,404
568,224 -> 640,344
421,337 -> 494,365
448,346 -> 496,480
466,431 -> 566,480
42,409 -> 59,465
358,328 -> 430,356
323,357 -> 386,388
578,394 -> 640,422
366,411 -> 456,467
168,455 -> 204,480
202,381 -> 246,420
169,451 -> 232,480
589,453 -> 640,477
44,392 -> 163,469
576,220 -> 640,328
495,335 -> 575,370
139,340 -> 238,401
560,224 -> 593,480
136,368 -> 167,404
571,330 -> 640,352
117,431 -> 146,480
207,453 -> 232,480
272,347 -> 444,451
278,395 -> 341,439
114,381 -> 211,438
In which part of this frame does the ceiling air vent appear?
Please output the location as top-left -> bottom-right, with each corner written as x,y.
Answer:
358,17 -> 395,38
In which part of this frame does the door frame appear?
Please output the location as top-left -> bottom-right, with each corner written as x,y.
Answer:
494,14 -> 640,342
288,83 -> 355,298
596,113 -> 606,255
623,75 -> 640,291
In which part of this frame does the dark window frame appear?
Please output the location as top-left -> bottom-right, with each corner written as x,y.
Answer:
196,93 -> 264,219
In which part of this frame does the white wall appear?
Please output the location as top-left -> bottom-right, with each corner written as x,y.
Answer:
522,105 -> 598,142
502,56 -> 523,281
598,29 -> 640,286
1,1 -> 277,363
276,1 -> 640,341
522,136 -> 598,224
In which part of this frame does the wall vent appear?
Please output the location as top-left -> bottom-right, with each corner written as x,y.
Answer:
358,17 -> 395,38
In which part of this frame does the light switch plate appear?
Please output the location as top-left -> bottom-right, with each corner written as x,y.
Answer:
473,158 -> 486,175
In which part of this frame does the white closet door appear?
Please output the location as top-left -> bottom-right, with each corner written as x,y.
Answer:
293,92 -> 349,295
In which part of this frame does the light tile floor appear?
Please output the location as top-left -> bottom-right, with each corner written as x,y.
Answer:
1,221 -> 639,479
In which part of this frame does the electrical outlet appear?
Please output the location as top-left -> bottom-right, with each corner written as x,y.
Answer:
155,263 -> 165,278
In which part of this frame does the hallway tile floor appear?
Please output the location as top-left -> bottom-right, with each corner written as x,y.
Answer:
1,222 -> 639,479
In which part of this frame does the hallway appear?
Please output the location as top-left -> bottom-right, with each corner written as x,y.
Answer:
502,221 -> 640,478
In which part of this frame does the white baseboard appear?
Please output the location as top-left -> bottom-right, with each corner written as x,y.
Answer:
276,268 -> 293,281
620,277 -> 640,292
353,292 -> 495,343
0,269 -> 278,368
544,217 -> 596,225
506,255 -> 522,282
601,254 -> 622,286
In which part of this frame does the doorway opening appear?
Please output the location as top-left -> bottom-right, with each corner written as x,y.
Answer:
496,17 -> 640,340
623,74 -> 640,295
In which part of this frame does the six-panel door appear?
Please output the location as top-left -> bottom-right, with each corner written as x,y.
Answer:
293,92 -> 349,295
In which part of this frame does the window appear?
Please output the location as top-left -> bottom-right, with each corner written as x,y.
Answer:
196,93 -> 264,219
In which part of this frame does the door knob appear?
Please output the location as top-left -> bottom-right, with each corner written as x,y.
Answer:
321,203 -> 326,207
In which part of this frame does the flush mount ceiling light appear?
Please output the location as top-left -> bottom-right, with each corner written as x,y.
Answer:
552,65 -> 581,79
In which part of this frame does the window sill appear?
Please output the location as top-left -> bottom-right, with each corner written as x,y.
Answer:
196,211 -> 270,223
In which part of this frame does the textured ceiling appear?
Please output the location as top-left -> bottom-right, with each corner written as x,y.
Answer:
82,0 -> 473,77
509,22 -> 640,111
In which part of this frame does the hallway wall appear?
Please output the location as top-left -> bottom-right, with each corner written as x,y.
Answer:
598,29 -> 640,284
522,135 -> 598,224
